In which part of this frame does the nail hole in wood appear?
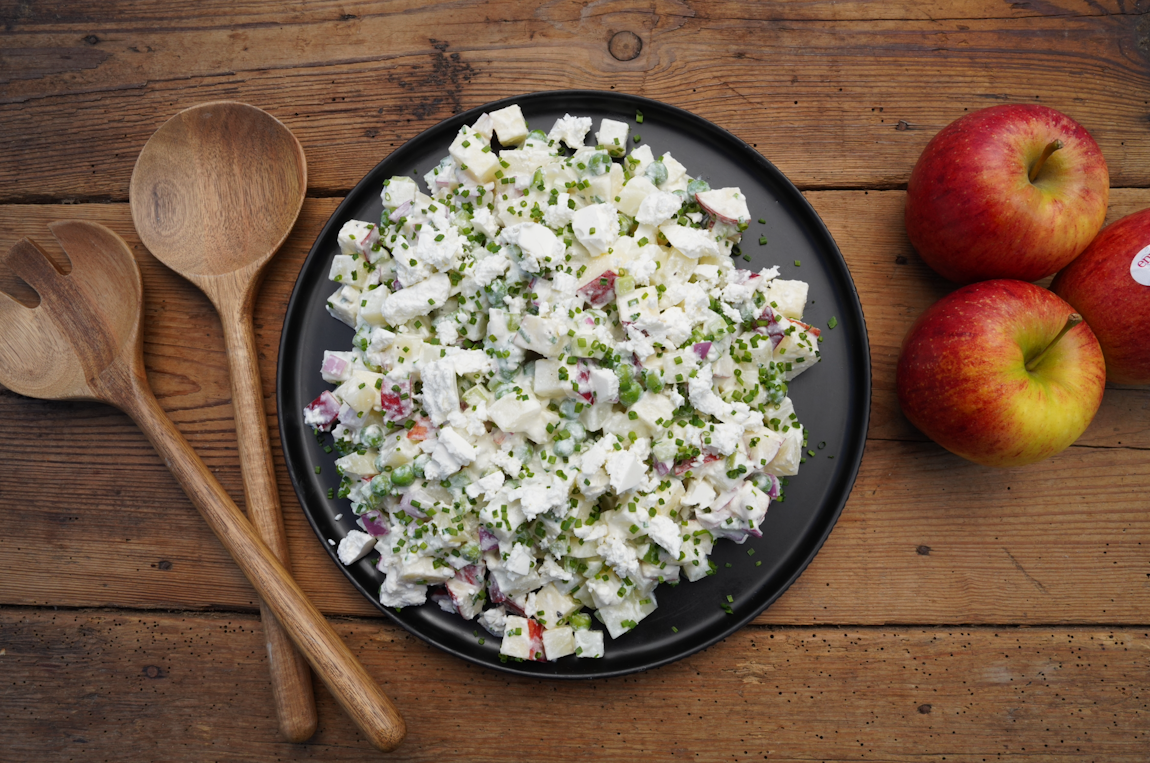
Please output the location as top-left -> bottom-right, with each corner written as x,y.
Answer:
609,31 -> 642,61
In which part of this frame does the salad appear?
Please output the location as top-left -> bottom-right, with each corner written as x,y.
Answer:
304,104 -> 821,662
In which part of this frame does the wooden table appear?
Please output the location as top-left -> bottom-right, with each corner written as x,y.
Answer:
2,2 -> 1148,760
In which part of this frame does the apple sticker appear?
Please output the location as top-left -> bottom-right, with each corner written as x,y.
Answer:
1132,244 -> 1150,287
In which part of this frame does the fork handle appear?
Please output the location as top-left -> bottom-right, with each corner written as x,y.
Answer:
114,367 -> 406,753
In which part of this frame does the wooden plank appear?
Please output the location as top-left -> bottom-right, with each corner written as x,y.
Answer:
807,186 -> 1150,448
1,608 -> 1147,761
1,195 -> 1147,623
2,3 -> 1148,201
2,428 -> 1148,623
4,191 -> 1147,452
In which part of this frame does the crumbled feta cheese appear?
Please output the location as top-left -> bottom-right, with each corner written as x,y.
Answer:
635,190 -> 682,227
571,203 -> 620,256
548,114 -> 593,149
380,273 -> 451,324
337,530 -> 378,565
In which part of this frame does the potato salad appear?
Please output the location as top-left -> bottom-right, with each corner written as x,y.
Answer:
305,104 -> 821,662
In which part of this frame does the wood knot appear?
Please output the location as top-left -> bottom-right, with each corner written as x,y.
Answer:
157,560 -> 173,571
83,34 -> 100,45
915,545 -> 931,556
917,703 -> 932,714
143,665 -> 164,679
608,31 -> 642,61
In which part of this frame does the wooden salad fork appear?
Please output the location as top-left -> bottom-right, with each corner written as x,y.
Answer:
0,221 -> 405,753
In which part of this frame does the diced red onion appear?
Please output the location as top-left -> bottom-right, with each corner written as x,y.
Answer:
398,490 -> 426,519
692,341 -> 713,360
388,200 -> 413,222
763,473 -> 781,500
359,511 -> 390,537
478,526 -> 499,551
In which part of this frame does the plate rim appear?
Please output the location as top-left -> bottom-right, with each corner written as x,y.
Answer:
277,88 -> 871,679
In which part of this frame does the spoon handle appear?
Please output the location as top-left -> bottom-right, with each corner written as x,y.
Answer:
217,298 -> 318,743
115,368 -> 406,753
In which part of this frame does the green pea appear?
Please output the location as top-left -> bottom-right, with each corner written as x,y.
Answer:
620,382 -> 642,408
563,421 -> 587,442
360,424 -> 384,449
687,178 -> 710,196
645,159 -> 668,186
369,473 -> 393,496
644,369 -> 664,393
559,399 -> 581,419
391,464 -> 415,487
615,363 -> 635,387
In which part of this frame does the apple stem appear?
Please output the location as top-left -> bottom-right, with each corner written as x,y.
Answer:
1028,139 -> 1064,183
1025,313 -> 1083,372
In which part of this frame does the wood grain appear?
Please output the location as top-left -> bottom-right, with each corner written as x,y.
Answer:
0,195 -> 1146,626
2,608 -> 1148,762
129,100 -> 317,742
0,221 -> 402,750
2,1 -> 1149,201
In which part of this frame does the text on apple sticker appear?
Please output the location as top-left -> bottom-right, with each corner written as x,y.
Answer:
1133,244 -> 1150,287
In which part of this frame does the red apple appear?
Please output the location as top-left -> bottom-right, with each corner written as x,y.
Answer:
1051,208 -> 1150,385
897,280 -> 1105,467
905,105 -> 1109,284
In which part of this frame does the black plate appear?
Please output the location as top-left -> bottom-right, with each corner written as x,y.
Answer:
278,90 -> 870,678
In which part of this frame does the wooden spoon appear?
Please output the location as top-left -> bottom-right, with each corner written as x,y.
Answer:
0,221 -> 406,752
127,101 -> 317,742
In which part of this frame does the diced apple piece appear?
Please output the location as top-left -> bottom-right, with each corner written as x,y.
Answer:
696,187 -> 751,224
542,626 -> 577,660
499,615 -> 546,660
577,269 -> 617,307
380,176 -> 418,209
303,390 -> 341,430
335,370 -> 384,414
490,104 -> 529,146
334,451 -> 378,479
449,126 -> 500,183
574,628 -> 604,658
512,314 -> 564,357
534,359 -> 571,398
488,392 -> 542,434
